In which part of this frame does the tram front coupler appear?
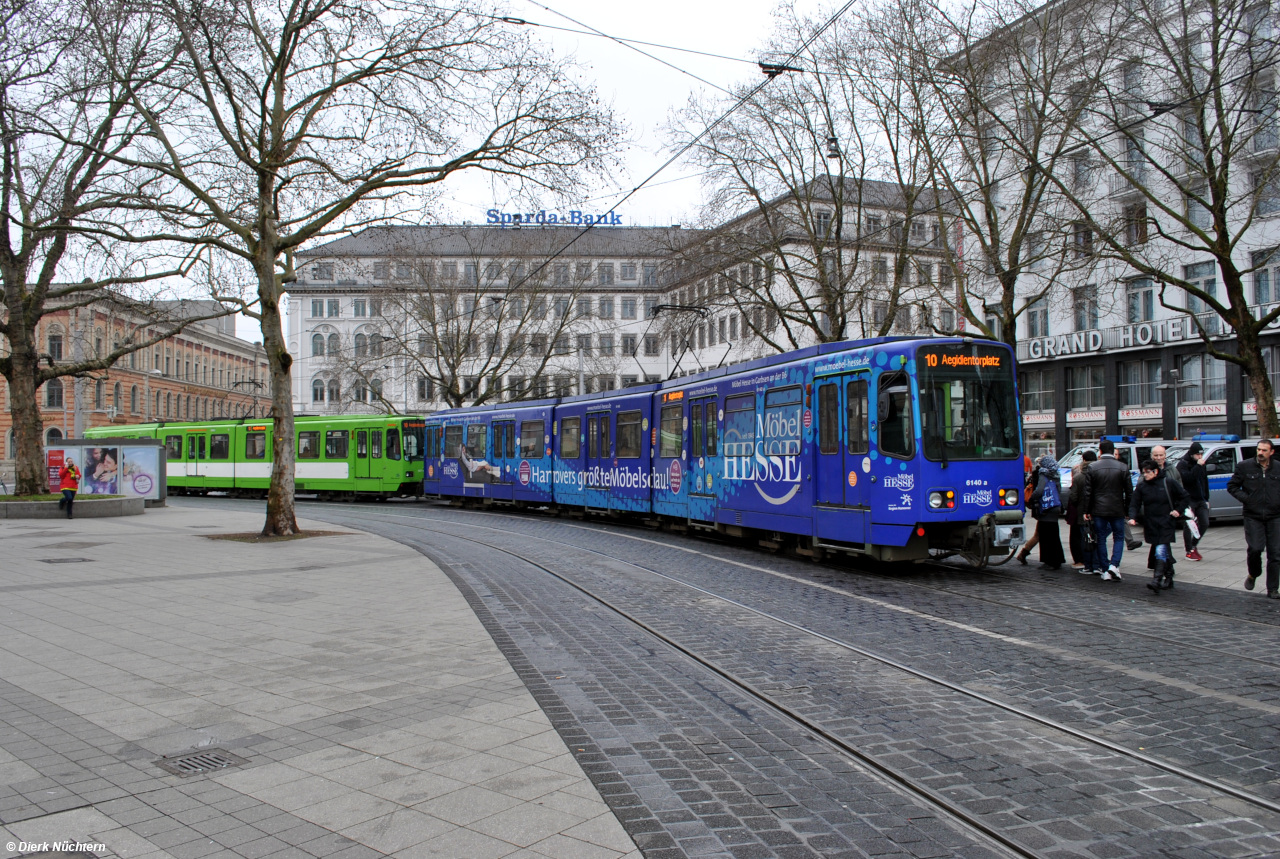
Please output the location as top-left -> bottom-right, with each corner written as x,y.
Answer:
982,509 -> 1026,551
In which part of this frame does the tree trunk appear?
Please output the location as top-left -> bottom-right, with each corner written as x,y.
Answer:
8,355 -> 46,495
4,272 -> 47,495
258,262 -> 299,536
1239,326 -> 1280,438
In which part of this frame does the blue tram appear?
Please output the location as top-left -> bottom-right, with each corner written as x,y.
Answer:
423,336 -> 1027,562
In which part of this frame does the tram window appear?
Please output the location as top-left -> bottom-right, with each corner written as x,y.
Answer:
466,424 -> 486,458
402,422 -> 423,460
601,414 -> 611,457
371,430 -> 382,458
705,401 -> 717,456
444,425 -> 463,458
246,432 -> 266,459
356,431 -> 368,458
818,383 -> 839,454
561,418 -> 581,459
877,372 -> 914,458
298,431 -> 320,459
848,379 -> 869,454
165,435 -> 182,459
617,411 -> 642,458
659,405 -> 683,458
588,417 -> 599,458
520,420 -> 545,458
198,437 -> 206,459
325,430 -> 349,459
387,428 -> 401,460
724,394 -> 755,457
210,434 -> 230,460
187,435 -> 197,460
763,387 -> 802,455
692,402 -> 704,457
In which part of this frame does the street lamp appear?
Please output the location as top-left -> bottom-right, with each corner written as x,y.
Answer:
144,368 -> 162,422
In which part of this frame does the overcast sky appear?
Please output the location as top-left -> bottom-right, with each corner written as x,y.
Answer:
240,0 -> 823,340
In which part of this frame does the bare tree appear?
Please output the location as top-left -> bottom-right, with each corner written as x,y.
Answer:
88,0 -> 619,533
666,4 -> 944,358
0,0 -> 227,495
312,228 -> 628,411
890,0 -> 1113,348
1042,0 -> 1280,436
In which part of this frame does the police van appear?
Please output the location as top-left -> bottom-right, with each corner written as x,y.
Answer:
1057,436 -> 1183,494
1166,434 -> 1262,521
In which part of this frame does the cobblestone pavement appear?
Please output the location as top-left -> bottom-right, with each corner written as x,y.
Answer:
284,499 -> 1280,858
0,505 -> 637,859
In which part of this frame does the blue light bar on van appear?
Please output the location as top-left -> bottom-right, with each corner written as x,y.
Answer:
1192,433 -> 1240,442
1101,435 -> 1137,443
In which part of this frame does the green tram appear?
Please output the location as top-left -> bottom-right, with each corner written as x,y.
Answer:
84,414 -> 426,499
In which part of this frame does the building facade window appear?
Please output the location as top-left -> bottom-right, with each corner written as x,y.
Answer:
1025,298 -> 1048,339
45,378 -> 63,408
1127,278 -> 1156,323
598,334 -> 614,356
312,263 -> 334,280
621,298 -> 637,319
1066,365 -> 1105,410
327,299 -> 340,317
642,264 -> 657,286
1119,359 -> 1162,406
311,299 -> 323,317
1073,285 -> 1099,330
1179,353 -> 1227,402
312,380 -> 325,402
1021,368 -> 1055,413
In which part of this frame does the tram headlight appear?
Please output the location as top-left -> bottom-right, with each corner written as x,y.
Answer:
929,490 -> 955,509
999,487 -> 1020,506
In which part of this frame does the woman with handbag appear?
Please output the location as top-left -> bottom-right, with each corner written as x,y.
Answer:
1029,454 -> 1066,570
1129,459 -> 1192,594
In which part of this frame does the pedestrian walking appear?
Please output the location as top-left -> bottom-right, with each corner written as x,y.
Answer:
1028,454 -> 1065,570
1146,445 -> 1184,573
1082,438 -> 1132,581
1016,454 -> 1040,564
58,457 -> 81,520
1067,450 -> 1098,570
1129,459 -> 1190,595
1227,438 -> 1280,598
1178,442 -> 1210,560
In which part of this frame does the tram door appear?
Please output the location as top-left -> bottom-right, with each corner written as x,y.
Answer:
814,374 -> 870,515
492,421 -> 515,501
585,410 -> 611,509
185,431 -> 209,490
688,396 -> 719,516
355,431 -> 370,479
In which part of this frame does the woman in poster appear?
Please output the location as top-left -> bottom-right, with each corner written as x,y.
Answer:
82,447 -> 119,494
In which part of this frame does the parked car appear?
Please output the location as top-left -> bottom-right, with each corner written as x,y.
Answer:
1057,436 -> 1183,493
1166,434 -> 1261,521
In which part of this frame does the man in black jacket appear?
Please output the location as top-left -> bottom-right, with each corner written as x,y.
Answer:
1082,439 -> 1134,581
1178,442 -> 1210,561
1227,438 -> 1280,598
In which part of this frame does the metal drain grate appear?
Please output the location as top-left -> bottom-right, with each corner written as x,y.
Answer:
156,748 -> 248,777
39,558 -> 93,564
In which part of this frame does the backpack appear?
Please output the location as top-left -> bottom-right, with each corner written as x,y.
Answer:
1038,477 -> 1063,517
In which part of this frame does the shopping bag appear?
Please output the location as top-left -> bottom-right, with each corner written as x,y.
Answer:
1184,509 -> 1200,540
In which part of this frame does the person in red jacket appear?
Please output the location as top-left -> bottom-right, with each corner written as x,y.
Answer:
58,457 -> 81,520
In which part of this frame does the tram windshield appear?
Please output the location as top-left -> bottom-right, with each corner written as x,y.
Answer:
917,344 -> 1020,462
402,420 -> 425,461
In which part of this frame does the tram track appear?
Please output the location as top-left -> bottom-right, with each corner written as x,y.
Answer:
290,503 -> 1280,823
307,496 -> 1280,659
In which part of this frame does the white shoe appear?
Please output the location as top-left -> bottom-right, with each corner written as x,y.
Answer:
1099,570 -> 1113,581
1108,565 -> 1122,582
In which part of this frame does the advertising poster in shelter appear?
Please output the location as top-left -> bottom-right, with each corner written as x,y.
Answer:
120,447 -> 161,499
80,447 -> 120,495
45,448 -> 64,488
